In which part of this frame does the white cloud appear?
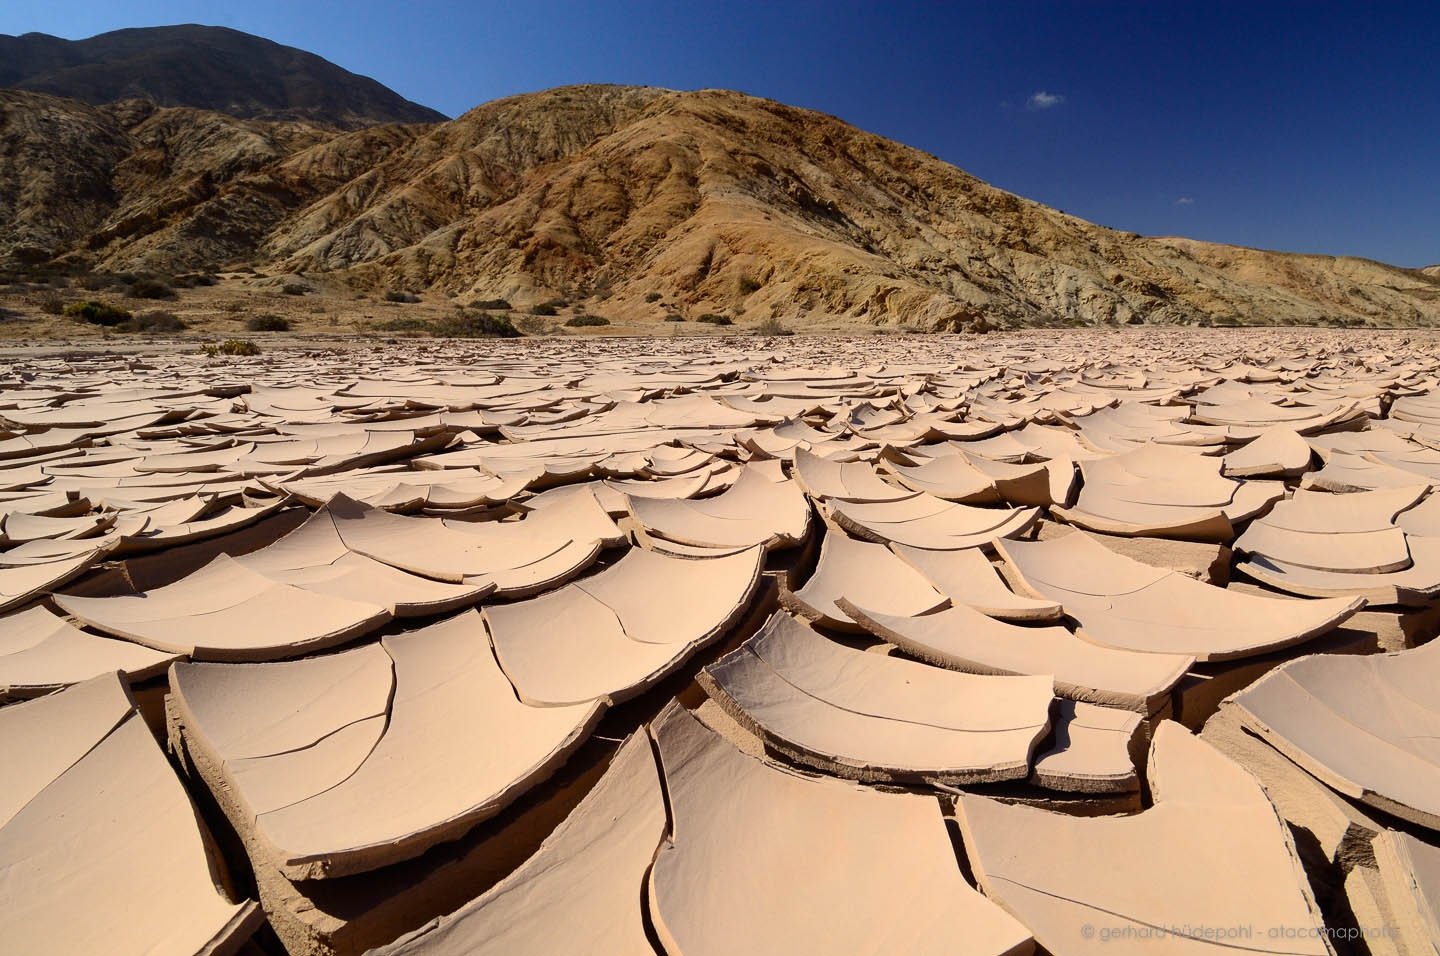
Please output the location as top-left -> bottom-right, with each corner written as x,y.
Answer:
1026,91 -> 1065,110
1174,196 -> 1195,206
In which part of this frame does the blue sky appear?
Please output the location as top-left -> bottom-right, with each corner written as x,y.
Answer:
4,1 -> 1437,267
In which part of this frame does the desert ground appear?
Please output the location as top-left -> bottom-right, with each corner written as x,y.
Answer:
4,328 -> 1440,956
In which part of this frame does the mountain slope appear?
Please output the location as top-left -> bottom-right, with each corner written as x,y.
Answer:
2,82 -> 1437,329
0,25 -> 446,128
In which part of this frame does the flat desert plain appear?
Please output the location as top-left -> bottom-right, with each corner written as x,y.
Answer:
3,329 -> 1439,956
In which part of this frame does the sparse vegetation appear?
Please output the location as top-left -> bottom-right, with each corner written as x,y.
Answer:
513,315 -> 556,336
664,313 -> 686,322
246,314 -> 292,332
752,316 -> 793,336
282,282 -> 310,296
201,338 -> 261,357
430,312 -> 522,338
374,317 -> 433,333
36,293 -> 66,315
529,302 -> 559,316
738,276 -> 762,295
645,292 -> 663,303
122,310 -> 186,333
128,277 -> 176,299
564,314 -> 610,327
384,290 -> 419,303
64,299 -> 132,326
697,313 -> 733,326
469,298 -> 512,311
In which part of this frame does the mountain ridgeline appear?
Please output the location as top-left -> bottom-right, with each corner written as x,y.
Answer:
0,25 -> 446,128
1,30 -> 1436,329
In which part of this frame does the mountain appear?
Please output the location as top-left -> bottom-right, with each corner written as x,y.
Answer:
2,81 -> 1438,329
0,25 -> 446,128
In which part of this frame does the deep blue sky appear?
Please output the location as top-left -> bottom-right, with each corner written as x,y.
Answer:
4,1 -> 1437,267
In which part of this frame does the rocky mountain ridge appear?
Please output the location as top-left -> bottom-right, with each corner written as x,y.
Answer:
0,25 -> 445,128
3,80 -> 1437,329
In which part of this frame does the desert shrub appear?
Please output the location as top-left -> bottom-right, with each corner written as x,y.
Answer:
375,317 -> 433,333
201,338 -> 261,357
645,292 -> 663,303
174,273 -> 218,288
469,298 -> 512,311
564,314 -> 610,327
128,277 -> 176,299
246,314 -> 291,332
122,310 -> 186,333
696,313 -> 732,326
664,313 -> 686,322
752,316 -> 793,336
513,315 -> 556,335
738,276 -> 762,294
1126,315 -> 1145,325
77,273 -> 110,291
529,302 -> 558,316
36,293 -> 66,315
384,290 -> 419,303
64,300 -> 131,326
429,313 -> 522,338
282,282 -> 311,296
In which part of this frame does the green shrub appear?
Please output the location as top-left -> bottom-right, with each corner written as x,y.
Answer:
738,276 -> 762,294
64,300 -> 132,326
128,277 -> 176,299
429,313 -> 522,338
384,290 -> 419,303
696,313 -> 732,326
664,313 -> 686,322
645,292 -> 663,303
201,338 -> 261,357
564,314 -> 610,327
374,317 -> 433,333
246,314 -> 291,332
122,310 -> 186,333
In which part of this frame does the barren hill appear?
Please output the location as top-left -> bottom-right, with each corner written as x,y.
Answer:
0,25 -> 446,128
3,82 -> 1439,329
